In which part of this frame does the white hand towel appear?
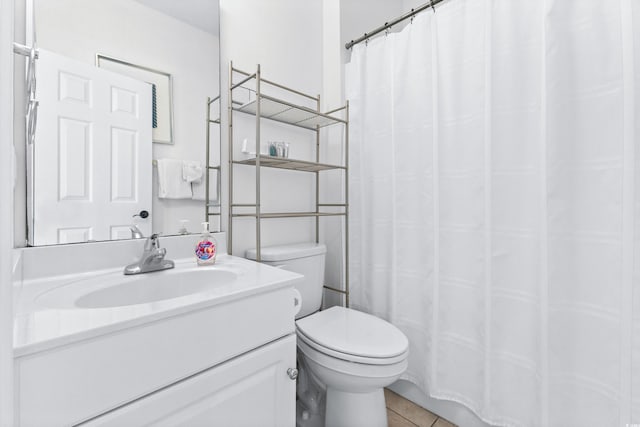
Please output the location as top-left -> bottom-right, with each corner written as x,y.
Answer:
182,160 -> 203,183
192,172 -> 218,202
157,159 -> 192,199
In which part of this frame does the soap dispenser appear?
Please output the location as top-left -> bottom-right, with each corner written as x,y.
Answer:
195,222 -> 217,265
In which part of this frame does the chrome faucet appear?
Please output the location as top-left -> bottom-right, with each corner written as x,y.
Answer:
124,234 -> 175,275
130,225 -> 144,239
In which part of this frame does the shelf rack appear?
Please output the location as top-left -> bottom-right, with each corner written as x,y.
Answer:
228,63 -> 350,306
205,95 -> 221,229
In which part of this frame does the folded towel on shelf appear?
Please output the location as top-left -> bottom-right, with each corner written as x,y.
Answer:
157,158 -> 192,199
182,160 -> 203,183
192,172 -> 218,202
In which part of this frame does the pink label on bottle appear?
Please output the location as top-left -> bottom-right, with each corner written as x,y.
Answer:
196,240 -> 216,260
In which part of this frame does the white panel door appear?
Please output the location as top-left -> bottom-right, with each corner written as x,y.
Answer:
32,49 -> 152,245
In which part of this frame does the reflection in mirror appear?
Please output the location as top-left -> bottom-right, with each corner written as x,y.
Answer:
28,0 -> 220,246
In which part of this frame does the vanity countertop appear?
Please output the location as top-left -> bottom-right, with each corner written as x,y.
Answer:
13,254 -> 302,357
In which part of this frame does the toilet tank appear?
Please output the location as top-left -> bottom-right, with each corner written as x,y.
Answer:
246,243 -> 326,319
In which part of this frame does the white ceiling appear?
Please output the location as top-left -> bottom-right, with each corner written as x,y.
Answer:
132,0 -> 219,35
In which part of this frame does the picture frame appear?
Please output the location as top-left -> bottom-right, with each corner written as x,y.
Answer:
96,54 -> 174,145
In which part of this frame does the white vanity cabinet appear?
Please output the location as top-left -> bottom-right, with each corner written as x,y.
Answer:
15,276 -> 299,427
85,334 -> 296,427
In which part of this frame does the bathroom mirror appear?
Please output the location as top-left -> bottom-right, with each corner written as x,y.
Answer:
24,0 -> 220,246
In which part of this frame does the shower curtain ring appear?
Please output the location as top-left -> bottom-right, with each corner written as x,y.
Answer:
430,0 -> 436,13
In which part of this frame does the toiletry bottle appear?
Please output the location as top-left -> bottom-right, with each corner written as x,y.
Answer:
178,219 -> 189,235
195,222 -> 217,265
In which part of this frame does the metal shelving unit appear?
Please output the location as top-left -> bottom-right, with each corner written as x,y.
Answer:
228,63 -> 350,306
205,95 -> 221,229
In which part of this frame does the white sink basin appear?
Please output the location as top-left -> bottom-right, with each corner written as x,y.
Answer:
36,267 -> 239,309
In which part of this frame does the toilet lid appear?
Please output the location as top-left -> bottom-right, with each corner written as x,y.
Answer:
296,306 -> 408,359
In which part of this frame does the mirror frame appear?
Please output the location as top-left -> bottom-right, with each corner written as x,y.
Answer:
96,54 -> 174,145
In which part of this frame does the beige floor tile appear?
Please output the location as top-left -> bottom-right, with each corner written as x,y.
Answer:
433,417 -> 457,427
384,389 -> 439,427
388,409 -> 419,427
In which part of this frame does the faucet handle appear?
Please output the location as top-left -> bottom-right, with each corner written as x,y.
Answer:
145,234 -> 160,251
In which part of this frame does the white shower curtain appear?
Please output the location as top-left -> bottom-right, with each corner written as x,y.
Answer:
346,1 -> 640,426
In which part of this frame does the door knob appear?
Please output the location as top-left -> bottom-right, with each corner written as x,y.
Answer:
134,210 -> 149,219
287,368 -> 298,380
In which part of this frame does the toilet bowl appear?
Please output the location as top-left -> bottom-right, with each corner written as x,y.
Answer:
297,306 -> 408,427
246,243 -> 409,427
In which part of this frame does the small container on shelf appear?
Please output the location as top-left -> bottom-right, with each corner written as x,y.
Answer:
267,141 -> 290,158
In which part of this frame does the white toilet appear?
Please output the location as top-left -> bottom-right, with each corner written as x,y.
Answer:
246,243 -> 409,427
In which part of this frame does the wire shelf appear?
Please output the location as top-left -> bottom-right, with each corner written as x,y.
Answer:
234,157 -> 345,172
233,94 -> 345,130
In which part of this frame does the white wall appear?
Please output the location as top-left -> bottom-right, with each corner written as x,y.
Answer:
340,0 -> 406,73
32,0 -> 220,238
319,0 -> 346,307
216,0 -> 413,314
12,0 -> 26,248
220,0 -> 355,307
403,0 -> 427,13
220,0 -> 323,97
219,0 -> 324,260
0,0 -> 14,422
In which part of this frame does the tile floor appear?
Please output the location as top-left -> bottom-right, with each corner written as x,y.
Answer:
385,389 -> 457,427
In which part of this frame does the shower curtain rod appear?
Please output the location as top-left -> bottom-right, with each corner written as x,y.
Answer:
345,0 -> 446,50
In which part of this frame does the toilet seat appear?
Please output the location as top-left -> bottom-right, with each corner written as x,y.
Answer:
297,335 -> 408,382
296,306 -> 409,365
